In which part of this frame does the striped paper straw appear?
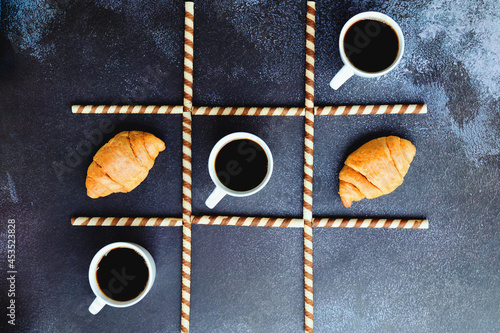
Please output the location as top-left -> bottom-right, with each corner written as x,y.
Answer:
184,1 -> 194,112
315,104 -> 427,116
181,4 -> 194,332
303,219 -> 314,333
192,106 -> 305,116
303,103 -> 315,333
303,4 -> 316,332
181,221 -> 192,333
181,107 -> 193,333
305,1 -> 315,109
72,105 -> 184,114
303,113 -> 314,220
182,112 -> 193,221
303,92 -> 315,333
312,218 -> 429,229
192,215 -> 304,228
71,217 -> 182,227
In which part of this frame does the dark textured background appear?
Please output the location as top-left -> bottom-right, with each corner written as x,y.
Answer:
1,0 -> 499,332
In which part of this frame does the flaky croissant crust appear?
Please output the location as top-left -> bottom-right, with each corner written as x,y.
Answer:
338,136 -> 416,208
86,131 -> 165,198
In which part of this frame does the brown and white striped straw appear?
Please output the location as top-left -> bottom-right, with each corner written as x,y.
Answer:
315,104 -> 427,116
192,215 -> 304,228
303,3 -> 315,332
70,217 -> 429,229
305,1 -> 315,109
303,109 -> 315,333
313,218 -> 429,229
181,4 -> 194,332
184,1 -> 194,112
182,112 -> 193,222
303,219 -> 314,333
72,105 -> 184,114
181,220 -> 192,333
181,110 -> 193,333
71,217 -> 183,227
192,106 -> 305,116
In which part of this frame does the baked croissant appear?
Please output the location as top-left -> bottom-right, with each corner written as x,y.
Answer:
338,136 -> 416,208
86,131 -> 165,198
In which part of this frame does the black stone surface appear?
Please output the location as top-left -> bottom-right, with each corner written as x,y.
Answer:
0,0 -> 499,332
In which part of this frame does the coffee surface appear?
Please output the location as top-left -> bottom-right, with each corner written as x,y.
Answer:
343,19 -> 399,73
215,139 -> 268,192
96,248 -> 149,302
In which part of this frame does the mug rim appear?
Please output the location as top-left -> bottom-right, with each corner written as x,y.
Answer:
88,242 -> 156,308
208,132 -> 273,197
338,11 -> 405,77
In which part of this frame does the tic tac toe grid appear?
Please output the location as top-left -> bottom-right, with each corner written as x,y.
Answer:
71,2 -> 428,332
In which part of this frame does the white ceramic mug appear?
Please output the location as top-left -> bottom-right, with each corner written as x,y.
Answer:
88,242 -> 156,315
330,12 -> 405,90
205,132 -> 273,209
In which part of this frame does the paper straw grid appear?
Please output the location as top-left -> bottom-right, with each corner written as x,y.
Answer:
72,2 -> 429,332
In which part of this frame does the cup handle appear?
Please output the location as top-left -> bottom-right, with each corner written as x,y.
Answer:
205,187 -> 226,209
330,64 -> 354,90
89,297 -> 106,315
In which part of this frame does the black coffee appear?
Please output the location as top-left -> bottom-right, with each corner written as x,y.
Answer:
215,139 -> 268,192
343,19 -> 399,73
96,248 -> 149,302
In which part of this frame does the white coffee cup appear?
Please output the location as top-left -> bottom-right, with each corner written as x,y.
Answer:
205,132 -> 273,209
88,242 -> 156,315
330,12 -> 405,90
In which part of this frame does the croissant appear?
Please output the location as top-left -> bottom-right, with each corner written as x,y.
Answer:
86,131 -> 165,198
338,136 -> 416,208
